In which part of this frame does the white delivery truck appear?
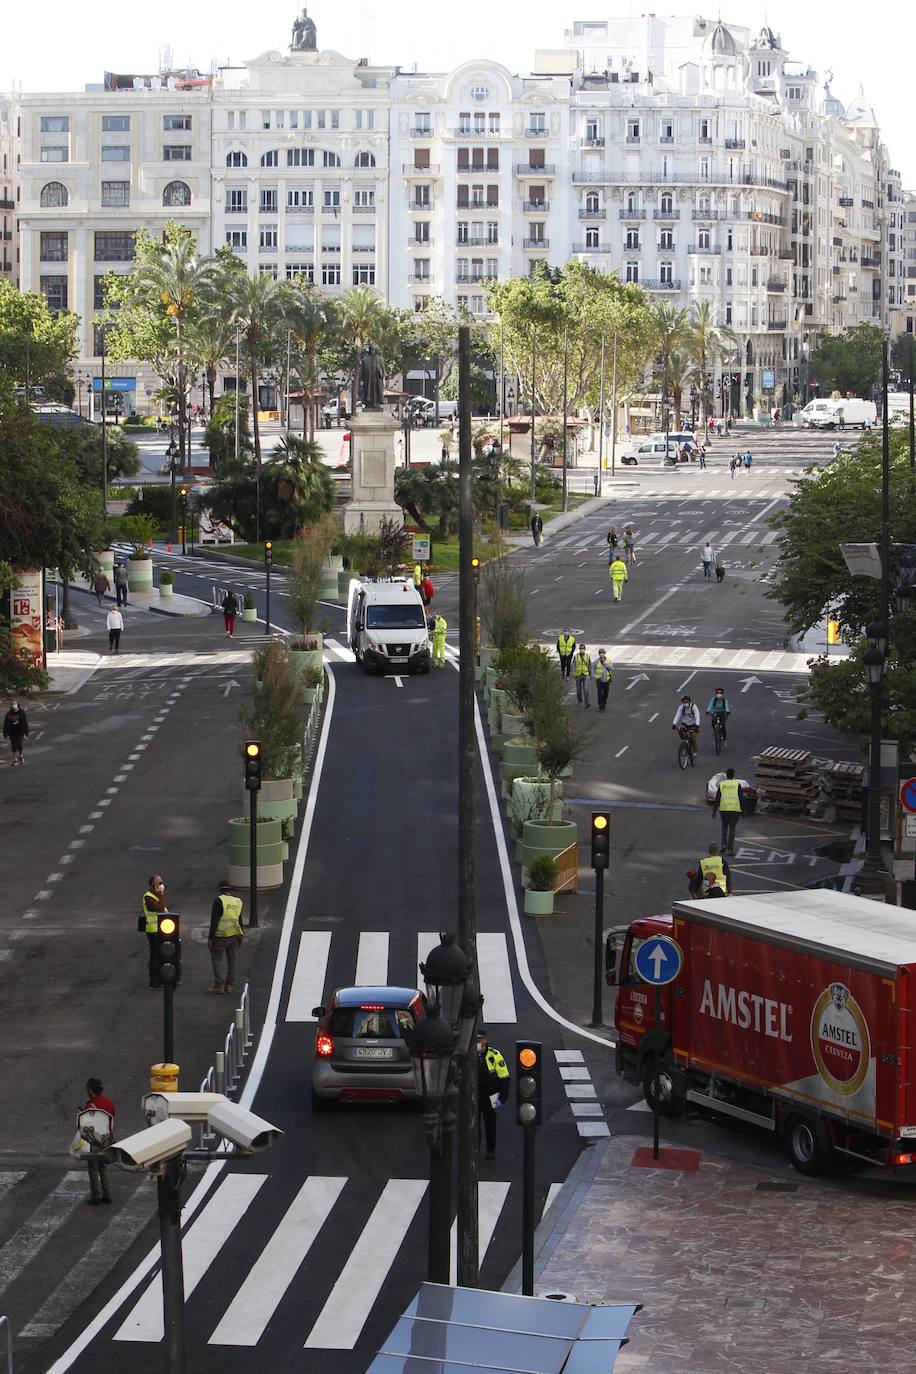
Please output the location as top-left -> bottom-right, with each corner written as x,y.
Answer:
347,579 -> 431,676
802,398 -> 876,430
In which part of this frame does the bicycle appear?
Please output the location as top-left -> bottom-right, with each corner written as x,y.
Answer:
677,724 -> 697,770
710,714 -> 726,756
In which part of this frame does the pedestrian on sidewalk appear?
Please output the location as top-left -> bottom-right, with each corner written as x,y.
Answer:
432,612 -> 447,668
81,1078 -> 115,1205
106,606 -> 123,653
3,700 -> 29,766
140,875 -> 167,988
624,527 -> 637,565
530,512 -> 543,547
608,555 -> 628,602
595,649 -> 612,711
477,1030 -> 510,1160
556,629 -> 576,678
573,643 -> 592,708
419,574 -> 435,610
114,563 -> 129,606
712,767 -> 745,854
208,880 -> 244,995
92,570 -> 110,606
222,589 -> 239,638
701,540 -> 715,581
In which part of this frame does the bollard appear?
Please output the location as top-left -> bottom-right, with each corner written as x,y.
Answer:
215,1051 -> 225,1098
150,1062 -> 180,1093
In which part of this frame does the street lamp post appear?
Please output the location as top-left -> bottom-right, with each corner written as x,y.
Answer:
863,620 -> 888,878
166,440 -> 179,546
179,486 -> 188,557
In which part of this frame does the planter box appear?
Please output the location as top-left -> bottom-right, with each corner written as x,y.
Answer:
242,778 -> 298,826
159,582 -> 174,598
227,816 -> 288,868
127,557 -> 153,592
290,634 -> 324,678
338,571 -> 363,604
478,646 -> 496,669
93,550 -> 115,578
509,778 -> 564,833
516,818 -> 577,869
241,607 -> 258,622
502,739 -> 539,769
500,712 -> 526,739
523,889 -> 555,916
475,663 -> 487,683
484,667 -> 499,691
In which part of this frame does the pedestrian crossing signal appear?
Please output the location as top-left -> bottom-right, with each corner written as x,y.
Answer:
516,1040 -> 542,1127
591,812 -> 610,870
264,541 -> 273,567
827,620 -> 840,645
156,913 -> 181,987
244,739 -> 262,792
471,556 -> 480,584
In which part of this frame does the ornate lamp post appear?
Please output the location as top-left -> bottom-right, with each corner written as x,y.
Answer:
863,619 -> 888,878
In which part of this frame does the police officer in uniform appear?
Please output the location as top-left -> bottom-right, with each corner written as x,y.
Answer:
208,881 -> 245,995
141,875 -> 167,988
477,1030 -> 510,1159
712,766 -> 744,854
594,649 -> 612,712
556,628 -> 576,678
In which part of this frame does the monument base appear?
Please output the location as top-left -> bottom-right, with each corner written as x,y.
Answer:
342,501 -> 405,535
343,410 -> 404,535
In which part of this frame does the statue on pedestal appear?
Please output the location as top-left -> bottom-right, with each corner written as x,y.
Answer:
359,344 -> 385,411
291,7 -> 317,51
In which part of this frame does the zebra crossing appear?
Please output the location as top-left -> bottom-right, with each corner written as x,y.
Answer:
551,525 -> 782,555
286,928 -> 518,1024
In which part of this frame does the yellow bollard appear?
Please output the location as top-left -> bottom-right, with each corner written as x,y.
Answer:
150,1062 -> 180,1093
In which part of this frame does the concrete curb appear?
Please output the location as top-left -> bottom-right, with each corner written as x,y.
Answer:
501,1138 -> 609,1296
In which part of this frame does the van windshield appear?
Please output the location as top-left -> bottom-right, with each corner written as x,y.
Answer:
366,604 -> 426,630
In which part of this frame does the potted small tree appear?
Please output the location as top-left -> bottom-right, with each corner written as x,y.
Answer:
158,568 -> 174,598
121,514 -> 157,592
241,591 -> 257,623
288,515 -> 335,676
478,557 -> 528,673
238,640 -> 306,846
516,672 -> 590,868
524,854 -> 558,916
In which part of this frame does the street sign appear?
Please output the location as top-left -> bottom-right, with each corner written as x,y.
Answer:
900,777 -> 916,814
412,536 -> 430,561
634,935 -> 683,987
906,814 -> 916,840
840,543 -> 882,580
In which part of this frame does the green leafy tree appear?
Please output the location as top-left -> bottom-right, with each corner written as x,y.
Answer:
688,301 -> 736,427
395,297 -> 493,409
0,280 -> 79,395
206,432 -> 334,542
891,334 -> 916,387
809,324 -> 883,398
284,280 -> 335,440
440,361 -> 492,411
203,394 -> 252,471
225,269 -> 285,466
287,513 -> 337,635
394,459 -> 460,536
185,310 -> 237,418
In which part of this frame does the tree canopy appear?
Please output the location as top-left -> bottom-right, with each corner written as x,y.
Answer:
809,324 -> 883,399
0,280 -> 79,401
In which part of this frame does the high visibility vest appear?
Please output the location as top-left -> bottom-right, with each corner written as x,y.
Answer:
413,564 -> 422,586
574,653 -> 591,677
557,634 -> 575,656
214,894 -> 244,938
717,778 -> 742,812
699,855 -> 726,891
142,891 -> 165,935
433,616 -> 447,639
609,561 -> 627,582
485,1047 -> 510,1080
595,660 -> 612,683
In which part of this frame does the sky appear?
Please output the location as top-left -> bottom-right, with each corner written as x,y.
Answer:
4,0 -> 914,184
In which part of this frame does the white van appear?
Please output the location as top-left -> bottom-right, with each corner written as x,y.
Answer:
802,398 -> 877,430
347,579 -> 431,675
620,437 -> 678,466
799,399 -> 839,428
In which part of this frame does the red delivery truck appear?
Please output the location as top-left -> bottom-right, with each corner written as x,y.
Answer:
611,889 -> 916,1174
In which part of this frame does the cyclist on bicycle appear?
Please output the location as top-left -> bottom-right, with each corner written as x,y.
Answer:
706,687 -> 730,743
672,695 -> 700,756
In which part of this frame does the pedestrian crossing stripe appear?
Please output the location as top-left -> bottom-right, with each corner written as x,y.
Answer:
286,929 -> 519,1024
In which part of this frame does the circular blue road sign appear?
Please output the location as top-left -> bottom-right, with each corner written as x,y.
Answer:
634,934 -> 683,986
900,777 -> 916,814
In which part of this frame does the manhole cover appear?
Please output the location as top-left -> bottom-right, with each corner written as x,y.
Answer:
756,1181 -> 798,1193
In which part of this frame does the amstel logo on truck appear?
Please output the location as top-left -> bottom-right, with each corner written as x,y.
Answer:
810,982 -> 870,1096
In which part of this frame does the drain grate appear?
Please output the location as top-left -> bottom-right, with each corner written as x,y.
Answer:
756,1181 -> 799,1193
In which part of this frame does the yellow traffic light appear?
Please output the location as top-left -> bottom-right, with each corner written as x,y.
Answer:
593,814 -> 608,831
159,916 -> 177,938
245,742 -> 261,759
470,556 -> 480,569
827,620 -> 840,645
519,1046 -> 538,1069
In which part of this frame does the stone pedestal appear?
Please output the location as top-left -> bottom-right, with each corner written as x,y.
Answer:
342,410 -> 404,534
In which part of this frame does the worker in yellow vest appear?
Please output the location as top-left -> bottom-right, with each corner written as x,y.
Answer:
594,649 -> 612,712
690,843 -> 731,897
432,612 -> 448,668
413,562 -> 422,587
556,629 -> 576,679
208,880 -> 245,995
141,875 -> 168,988
712,767 -> 744,854
608,555 -> 629,602
573,643 -> 592,708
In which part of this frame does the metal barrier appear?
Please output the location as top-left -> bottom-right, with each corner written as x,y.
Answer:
0,1315 -> 12,1374
195,983 -> 254,1149
554,842 -> 579,895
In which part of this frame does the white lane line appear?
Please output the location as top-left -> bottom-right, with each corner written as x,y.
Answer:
571,1102 -> 605,1118
304,1179 -> 428,1349
559,1067 -> 590,1081
614,746 -> 628,759
676,670 -> 697,693
34,891 -> 51,901
392,675 -> 404,687
577,1121 -> 611,1138
209,1176 -> 346,1347
543,1182 -> 564,1218
88,812 -> 103,820
564,1084 -> 598,1100
554,1050 -> 584,1063
355,931 -> 389,988
324,638 -> 356,663
748,495 -> 783,524
114,1175 -> 267,1342
648,712 -> 659,723
449,1181 -> 511,1285
0,1173 -> 84,1289
477,932 -> 518,1024
285,931 -> 332,1022
619,584 -> 682,639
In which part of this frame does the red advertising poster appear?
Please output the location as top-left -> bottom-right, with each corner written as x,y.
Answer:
10,570 -> 43,668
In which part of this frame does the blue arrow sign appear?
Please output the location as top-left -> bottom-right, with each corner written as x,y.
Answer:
634,935 -> 683,986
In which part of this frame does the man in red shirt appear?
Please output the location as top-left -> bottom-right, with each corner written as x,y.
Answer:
82,1077 -> 115,1205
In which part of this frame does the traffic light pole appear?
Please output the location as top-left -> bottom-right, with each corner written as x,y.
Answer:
163,981 -> 175,1065
522,1125 -> 535,1296
158,1154 -> 187,1374
264,548 -> 272,635
591,864 -> 605,1028
249,784 -> 259,930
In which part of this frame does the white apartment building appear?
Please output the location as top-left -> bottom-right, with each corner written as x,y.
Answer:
0,95 -> 17,285
10,10 -> 909,411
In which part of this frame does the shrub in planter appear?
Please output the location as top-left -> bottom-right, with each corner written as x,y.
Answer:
121,513 -> 158,558
241,640 -> 306,781
528,854 -> 559,891
288,514 -> 336,638
242,591 -> 257,622
478,558 -> 528,654
158,568 -> 174,597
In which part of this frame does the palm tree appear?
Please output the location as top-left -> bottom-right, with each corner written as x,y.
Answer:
338,286 -> 392,415
227,271 -> 285,466
186,312 -> 237,421
283,281 -> 333,439
651,302 -> 690,436
667,351 -> 696,430
687,301 -> 737,429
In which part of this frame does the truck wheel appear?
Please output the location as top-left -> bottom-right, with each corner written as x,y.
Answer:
641,1059 -> 683,1117
784,1114 -> 830,1175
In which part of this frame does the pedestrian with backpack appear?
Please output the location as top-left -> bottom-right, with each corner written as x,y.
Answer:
222,589 -> 239,638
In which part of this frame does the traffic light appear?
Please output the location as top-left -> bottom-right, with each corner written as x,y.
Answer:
155,913 -> 181,987
827,620 -> 841,645
264,540 -> 273,567
471,556 -> 480,584
516,1041 -> 542,1127
179,485 -> 188,501
591,812 -> 610,870
244,739 -> 262,792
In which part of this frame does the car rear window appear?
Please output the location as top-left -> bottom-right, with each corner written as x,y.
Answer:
330,1007 -> 416,1038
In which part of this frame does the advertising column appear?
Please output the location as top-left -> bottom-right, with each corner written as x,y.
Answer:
10,570 -> 44,670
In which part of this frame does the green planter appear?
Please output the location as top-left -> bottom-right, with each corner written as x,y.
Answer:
242,778 -> 298,826
500,760 -> 537,787
509,778 -> 564,833
485,667 -> 499,691
475,663 -> 487,683
523,889 -> 555,916
227,816 -> 287,889
502,738 -> 539,769
501,712 -> 526,738
93,549 -> 115,578
290,635 -> 324,679
241,607 -> 258,622
338,571 -> 363,604
516,819 -> 578,869
159,581 -> 174,598
127,557 -> 153,592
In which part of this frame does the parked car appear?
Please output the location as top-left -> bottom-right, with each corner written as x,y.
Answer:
620,438 -> 679,466
310,985 -> 426,1108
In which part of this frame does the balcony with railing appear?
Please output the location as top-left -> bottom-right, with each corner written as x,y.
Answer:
525,126 -> 549,139
861,256 -> 879,268
642,278 -> 682,291
745,212 -> 784,226
524,237 -> 549,249
579,207 -> 606,219
403,163 -> 440,176
225,204 -> 248,215
582,137 -> 605,148
457,236 -> 498,247
838,196 -> 854,207
653,208 -> 680,219
453,126 -> 501,138
625,135 -> 640,144
725,138 -> 746,149
0,197 -> 14,211
692,208 -> 720,220
523,200 -> 548,212
659,136 -> 674,145
409,199 -> 433,212
352,203 -> 376,214
410,126 -> 433,138
766,278 -> 786,291
619,207 -> 646,219
687,245 -> 721,254
765,318 -> 788,329
409,273 -> 431,284
515,163 -> 555,176
351,245 -> 376,254
777,248 -> 795,259
408,238 -> 433,248
455,271 -> 498,283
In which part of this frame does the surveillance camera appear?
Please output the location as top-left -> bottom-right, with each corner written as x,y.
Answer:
144,1091 -> 227,1124
207,1101 -> 283,1154
108,1120 -> 192,1170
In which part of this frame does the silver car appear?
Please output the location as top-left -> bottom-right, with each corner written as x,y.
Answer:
310,985 -> 426,1109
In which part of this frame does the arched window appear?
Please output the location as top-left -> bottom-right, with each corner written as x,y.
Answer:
585,192 -> 599,213
322,150 -> 341,168
354,151 -> 375,168
626,191 -> 637,212
226,150 -> 248,168
163,180 -> 191,207
40,181 -> 68,207
660,192 -> 673,214
260,149 -> 279,168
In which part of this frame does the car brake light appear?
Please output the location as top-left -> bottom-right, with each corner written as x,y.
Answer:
360,1004 -> 385,1011
316,1034 -> 334,1058
892,1151 -> 915,1166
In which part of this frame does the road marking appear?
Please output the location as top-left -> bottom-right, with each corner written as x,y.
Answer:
615,746 -> 628,758
477,932 -> 518,1023
648,712 -> 659,723
543,1182 -> 564,1216
748,496 -> 782,524
449,1181 -> 511,1285
0,1173 -> 84,1290
554,1050 -> 584,1063
619,584 -> 682,638
576,1121 -> 611,1138
676,670 -> 697,693
355,931 -> 389,988
571,1102 -> 605,1118
564,1083 -> 598,1100
208,1176 -> 346,1347
304,1179 -> 428,1349
324,638 -> 355,663
392,675 -> 404,686
114,1175 -> 267,1342
559,1066 -> 590,1081
285,931 -> 332,1022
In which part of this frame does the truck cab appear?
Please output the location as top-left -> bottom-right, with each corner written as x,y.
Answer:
610,915 -> 674,1096
347,579 -> 431,676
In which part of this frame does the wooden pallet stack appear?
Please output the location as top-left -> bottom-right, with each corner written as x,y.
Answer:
822,760 -> 865,823
753,746 -> 819,812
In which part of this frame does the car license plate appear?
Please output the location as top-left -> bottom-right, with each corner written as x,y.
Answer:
390,657 -> 407,664
352,1047 -> 393,1059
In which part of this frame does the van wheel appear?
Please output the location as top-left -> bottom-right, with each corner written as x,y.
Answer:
641,1058 -> 684,1117
784,1113 -> 831,1175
